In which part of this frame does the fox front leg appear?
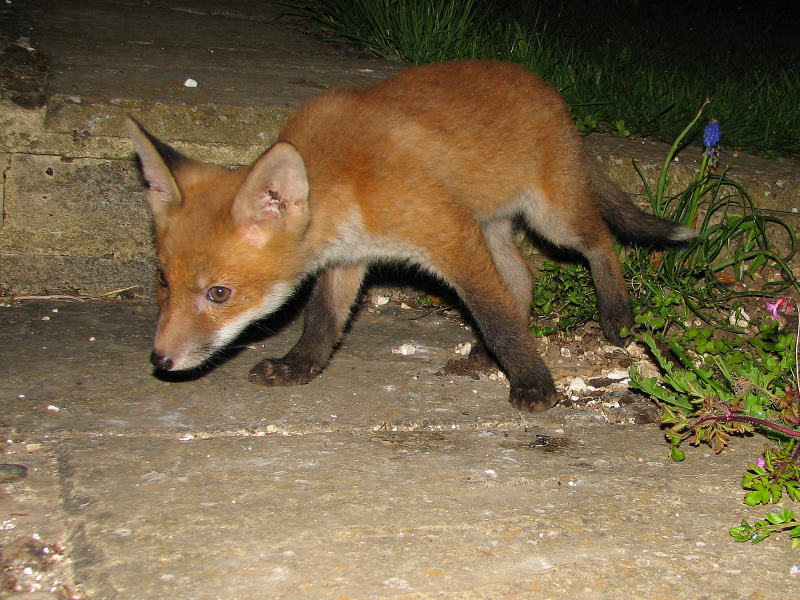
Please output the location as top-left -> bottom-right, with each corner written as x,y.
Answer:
249,264 -> 366,386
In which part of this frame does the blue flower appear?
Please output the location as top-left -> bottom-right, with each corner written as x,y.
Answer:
704,119 -> 721,157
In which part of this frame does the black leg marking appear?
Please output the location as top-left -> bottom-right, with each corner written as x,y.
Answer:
249,264 -> 366,386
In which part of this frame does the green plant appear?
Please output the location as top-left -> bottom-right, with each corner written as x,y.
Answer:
630,305 -> 800,547
617,107 -> 800,547
286,0 -> 491,64
630,324 -> 797,440
625,102 -> 797,331
530,262 -> 597,337
416,294 -> 438,308
743,443 -> 800,506
734,444 -> 800,548
730,509 -> 800,548
532,104 -> 797,347
575,114 -> 629,138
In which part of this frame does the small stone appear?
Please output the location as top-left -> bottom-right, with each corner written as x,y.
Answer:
455,342 -> 472,356
568,377 -> 594,395
603,368 -> 630,381
0,463 -> 28,483
728,308 -> 750,328
371,294 -> 390,306
625,342 -> 647,358
633,360 -> 660,379
392,344 -> 416,355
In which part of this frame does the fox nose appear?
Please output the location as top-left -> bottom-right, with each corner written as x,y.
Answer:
150,351 -> 173,371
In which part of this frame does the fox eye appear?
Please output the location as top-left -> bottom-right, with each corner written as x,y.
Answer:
207,286 -> 232,304
156,269 -> 168,288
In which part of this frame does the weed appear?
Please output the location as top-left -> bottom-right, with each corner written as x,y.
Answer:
626,102 -> 796,331
530,262 -> 596,337
730,509 -> 800,548
286,0 -> 491,64
630,297 -> 800,547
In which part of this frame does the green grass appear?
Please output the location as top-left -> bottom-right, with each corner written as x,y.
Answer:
288,0 -> 800,158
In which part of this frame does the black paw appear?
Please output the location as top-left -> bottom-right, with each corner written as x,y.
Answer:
248,357 -> 321,386
509,382 -> 560,412
599,313 -> 634,347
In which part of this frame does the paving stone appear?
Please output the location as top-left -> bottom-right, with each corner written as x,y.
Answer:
2,300 -> 799,599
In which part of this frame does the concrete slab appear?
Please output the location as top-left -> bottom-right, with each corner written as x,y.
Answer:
22,0 -> 399,110
1,300 -> 799,598
0,301 -> 518,435
53,428 -> 781,599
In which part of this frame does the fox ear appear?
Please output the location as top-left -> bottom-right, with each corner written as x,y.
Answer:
125,116 -> 184,224
231,142 -> 310,245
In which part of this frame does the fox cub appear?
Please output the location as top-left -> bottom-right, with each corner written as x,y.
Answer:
127,60 -> 693,412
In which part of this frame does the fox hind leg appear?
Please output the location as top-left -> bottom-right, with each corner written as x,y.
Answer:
481,218 -> 533,325
519,189 -> 633,346
584,236 -> 633,345
427,222 -> 558,412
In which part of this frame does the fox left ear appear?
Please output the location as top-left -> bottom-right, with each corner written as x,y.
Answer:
125,116 -> 186,226
231,142 -> 310,245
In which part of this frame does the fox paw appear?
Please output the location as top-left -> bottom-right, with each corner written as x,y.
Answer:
600,319 -> 631,347
248,357 -> 321,386
509,382 -> 560,412
599,306 -> 634,347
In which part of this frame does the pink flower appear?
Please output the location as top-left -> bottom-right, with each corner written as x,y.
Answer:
756,456 -> 767,469
765,297 -> 793,320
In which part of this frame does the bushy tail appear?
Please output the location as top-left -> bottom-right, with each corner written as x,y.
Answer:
585,155 -> 697,246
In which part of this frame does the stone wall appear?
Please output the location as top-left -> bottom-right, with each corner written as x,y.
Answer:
2,98 -> 798,298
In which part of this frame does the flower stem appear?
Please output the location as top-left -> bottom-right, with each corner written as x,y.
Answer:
655,99 -> 710,216
688,405 -> 800,440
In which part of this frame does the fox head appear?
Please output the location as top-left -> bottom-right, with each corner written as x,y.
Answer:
126,117 -> 311,371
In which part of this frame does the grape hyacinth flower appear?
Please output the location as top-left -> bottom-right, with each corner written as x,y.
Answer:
703,119 -> 721,167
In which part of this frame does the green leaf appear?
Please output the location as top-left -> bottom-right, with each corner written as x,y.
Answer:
744,489 -> 770,506
779,509 -> 796,522
670,445 -> 686,462
787,483 -> 800,502
765,512 -> 785,525
752,529 -> 771,544
729,522 -> 753,542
